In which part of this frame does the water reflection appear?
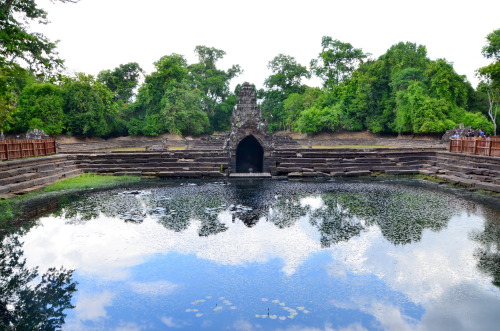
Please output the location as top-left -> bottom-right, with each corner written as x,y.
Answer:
0,234 -> 77,330
47,179 -> 478,247
7,178 -> 500,330
471,209 -> 500,287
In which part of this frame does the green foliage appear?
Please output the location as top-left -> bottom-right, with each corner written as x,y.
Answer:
282,87 -> 326,132
43,173 -> 141,192
0,200 -> 15,224
97,62 -> 143,102
160,81 -> 209,136
478,29 -> 500,135
187,46 -> 241,130
0,0 -> 79,74
129,48 -> 239,136
290,40 -> 484,135
211,94 -> 237,131
482,29 -> 500,60
262,54 -> 310,132
14,82 -> 64,134
294,104 -> 341,134
310,36 -> 367,88
0,66 -> 18,132
61,73 -> 117,137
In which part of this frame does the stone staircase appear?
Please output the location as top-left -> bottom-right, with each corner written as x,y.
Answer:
0,154 -> 81,196
268,149 -> 436,177
418,152 -> 500,192
2,149 -> 500,196
72,151 -> 229,178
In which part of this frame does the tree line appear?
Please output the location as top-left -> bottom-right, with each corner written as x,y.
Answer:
1,1 -> 498,138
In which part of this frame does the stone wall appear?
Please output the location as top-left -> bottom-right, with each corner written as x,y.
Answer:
0,154 -> 80,197
72,151 -> 229,178
2,149 -> 500,196
268,149 -> 437,177
421,152 -> 500,192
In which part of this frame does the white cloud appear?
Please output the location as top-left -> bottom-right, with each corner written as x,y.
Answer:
130,280 -> 179,296
22,207 -> 323,278
18,192 -> 500,330
275,323 -> 367,331
231,319 -> 255,331
160,316 -> 181,328
75,291 -> 114,321
114,322 -> 143,331
329,213 -> 491,305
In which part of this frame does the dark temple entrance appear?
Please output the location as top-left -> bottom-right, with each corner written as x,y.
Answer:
236,135 -> 264,173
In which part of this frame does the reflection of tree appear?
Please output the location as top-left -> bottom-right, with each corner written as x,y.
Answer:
56,193 -> 145,223
268,195 -> 309,229
0,234 -> 77,330
309,194 -> 365,247
151,194 -> 228,237
471,215 -> 500,287
38,180 -> 459,243
332,190 -> 453,245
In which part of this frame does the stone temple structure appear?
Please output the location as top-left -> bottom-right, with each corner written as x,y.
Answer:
224,82 -> 272,175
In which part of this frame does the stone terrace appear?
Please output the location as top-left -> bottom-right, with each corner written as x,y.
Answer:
0,154 -> 81,197
1,149 -> 500,196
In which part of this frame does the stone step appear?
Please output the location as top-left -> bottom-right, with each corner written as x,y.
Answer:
0,168 -> 81,194
384,169 -> 420,175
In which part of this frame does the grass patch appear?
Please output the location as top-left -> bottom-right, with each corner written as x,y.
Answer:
0,200 -> 16,223
301,145 -> 394,149
168,146 -> 185,150
43,173 -> 141,193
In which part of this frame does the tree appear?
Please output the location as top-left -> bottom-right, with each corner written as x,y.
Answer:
283,87 -> 325,131
14,82 -> 64,135
0,0 -> 78,74
0,67 -> 18,132
310,36 -> 368,88
261,54 -> 310,132
188,46 -> 241,131
97,62 -> 143,103
159,80 -> 209,136
0,234 -> 77,330
0,0 -> 78,135
129,54 -> 189,135
61,73 -> 117,137
478,29 -> 500,135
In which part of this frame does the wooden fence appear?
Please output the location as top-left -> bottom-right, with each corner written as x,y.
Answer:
0,139 -> 56,161
449,137 -> 500,157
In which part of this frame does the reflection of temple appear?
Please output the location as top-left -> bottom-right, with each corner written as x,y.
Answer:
224,82 -> 272,176
228,179 -> 269,227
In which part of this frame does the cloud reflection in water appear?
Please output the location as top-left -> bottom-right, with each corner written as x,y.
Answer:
16,179 -> 500,330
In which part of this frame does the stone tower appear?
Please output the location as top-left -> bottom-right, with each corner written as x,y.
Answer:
224,82 -> 271,174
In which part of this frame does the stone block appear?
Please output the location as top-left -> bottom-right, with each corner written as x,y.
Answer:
345,170 -> 372,177
474,182 -> 500,193
287,172 -> 303,177
330,171 -> 346,177
385,169 -> 419,175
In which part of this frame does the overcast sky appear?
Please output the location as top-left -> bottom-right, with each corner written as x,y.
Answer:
36,0 -> 499,89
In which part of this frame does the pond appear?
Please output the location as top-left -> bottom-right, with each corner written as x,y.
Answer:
2,177 -> 500,330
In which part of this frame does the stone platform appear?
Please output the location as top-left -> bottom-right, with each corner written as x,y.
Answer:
229,173 -> 272,178
1,149 -> 500,196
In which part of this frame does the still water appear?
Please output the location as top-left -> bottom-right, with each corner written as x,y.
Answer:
3,178 -> 500,330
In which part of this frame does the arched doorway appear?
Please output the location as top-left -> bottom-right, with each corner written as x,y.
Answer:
236,135 -> 263,173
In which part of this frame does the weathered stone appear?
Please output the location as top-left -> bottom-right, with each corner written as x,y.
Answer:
345,170 -> 372,177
